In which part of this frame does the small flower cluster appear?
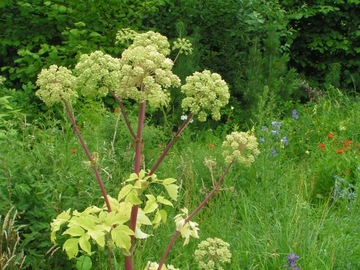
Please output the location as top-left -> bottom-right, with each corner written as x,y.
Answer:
181,70 -> 229,122
260,118 -> 291,156
318,132 -> 355,155
194,237 -> 231,270
74,51 -> 122,99
172,38 -> 193,55
115,31 -> 181,109
284,253 -> 300,270
222,130 -> 260,166
36,65 -> 77,106
144,261 -> 179,270
174,208 -> 199,245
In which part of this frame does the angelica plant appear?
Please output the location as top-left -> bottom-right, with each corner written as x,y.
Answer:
36,29 -> 259,270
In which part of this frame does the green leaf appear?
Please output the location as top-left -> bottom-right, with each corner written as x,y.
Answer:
63,226 -> 85,237
88,225 -> 105,248
144,195 -> 158,213
76,255 -> 93,270
118,184 -> 133,201
63,238 -> 79,259
78,233 -> 91,255
162,178 -> 177,185
111,225 -> 134,251
157,196 -> 173,207
164,184 -> 179,201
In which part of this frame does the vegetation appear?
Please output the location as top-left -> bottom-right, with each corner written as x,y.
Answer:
1,0 -> 360,269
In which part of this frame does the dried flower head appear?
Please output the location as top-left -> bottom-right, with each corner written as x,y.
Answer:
181,70 -> 229,122
75,51 -> 122,98
194,237 -> 231,270
222,130 -> 260,166
36,65 -> 77,106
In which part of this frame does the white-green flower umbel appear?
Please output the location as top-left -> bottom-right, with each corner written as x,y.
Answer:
222,130 -> 260,166
172,38 -> 193,55
114,32 -> 180,109
75,51 -> 122,99
36,65 -> 77,106
181,70 -> 229,122
194,238 -> 232,270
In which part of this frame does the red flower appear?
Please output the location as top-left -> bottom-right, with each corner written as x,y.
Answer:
344,140 -> 353,146
70,148 -> 78,153
114,108 -> 120,114
327,133 -> 333,139
336,149 -> 344,154
318,143 -> 326,151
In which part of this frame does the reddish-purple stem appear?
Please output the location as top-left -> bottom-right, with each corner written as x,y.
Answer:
157,160 -> 234,269
149,114 -> 193,176
110,91 -> 136,140
63,100 -> 112,212
125,101 -> 147,270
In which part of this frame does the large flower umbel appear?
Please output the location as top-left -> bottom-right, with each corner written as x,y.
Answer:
222,131 -> 260,166
36,65 -> 77,106
181,70 -> 229,122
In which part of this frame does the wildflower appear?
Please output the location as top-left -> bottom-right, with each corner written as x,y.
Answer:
181,70 -> 230,122
144,261 -> 179,270
70,149 -> 78,153
114,108 -> 120,114
292,109 -> 299,120
172,38 -> 193,55
36,65 -> 78,106
344,140 -> 353,146
328,133 -> 333,139
271,121 -> 282,130
222,130 -> 260,166
271,149 -> 277,156
261,126 -> 267,131
318,143 -> 325,152
259,137 -> 265,143
336,149 -> 344,154
305,150 -> 310,155
281,136 -> 289,146
208,144 -> 216,148
194,238 -> 231,270
284,253 -> 300,270
271,130 -> 278,135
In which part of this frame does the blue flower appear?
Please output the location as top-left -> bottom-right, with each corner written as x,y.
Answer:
260,137 -> 265,143
281,136 -> 289,146
292,109 -> 299,120
271,121 -> 282,130
271,149 -> 277,156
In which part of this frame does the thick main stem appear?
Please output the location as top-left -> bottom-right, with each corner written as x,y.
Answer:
157,160 -> 234,269
63,101 -> 112,212
124,101 -> 147,270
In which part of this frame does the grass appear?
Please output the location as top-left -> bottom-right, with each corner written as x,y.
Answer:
1,89 -> 360,269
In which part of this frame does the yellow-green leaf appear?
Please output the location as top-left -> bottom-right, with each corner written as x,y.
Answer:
164,184 -> 179,201
118,184 -> 133,201
163,178 -> 177,185
63,238 -> 79,259
78,233 -> 91,255
111,225 -> 134,251
144,199 -> 158,214
88,225 -> 105,248
157,196 -> 173,207
63,226 -> 85,237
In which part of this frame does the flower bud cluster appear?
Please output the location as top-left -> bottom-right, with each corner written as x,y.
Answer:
172,38 -> 193,55
194,237 -> 232,270
74,51 -> 122,99
114,32 -> 181,109
222,131 -> 260,166
181,70 -> 229,122
36,65 -> 77,106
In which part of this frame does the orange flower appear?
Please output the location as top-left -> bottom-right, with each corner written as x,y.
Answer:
344,140 -> 353,146
114,108 -> 120,114
345,170 -> 351,174
327,133 -> 333,139
336,149 -> 344,154
318,143 -> 325,151
70,148 -> 78,153
207,144 -> 216,148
